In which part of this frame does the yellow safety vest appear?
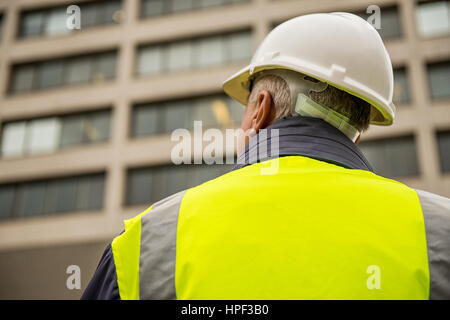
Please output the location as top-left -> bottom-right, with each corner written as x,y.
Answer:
112,156 -> 431,299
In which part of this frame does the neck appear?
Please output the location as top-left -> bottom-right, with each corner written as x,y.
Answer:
234,116 -> 373,172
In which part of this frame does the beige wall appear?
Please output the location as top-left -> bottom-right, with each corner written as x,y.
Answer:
0,240 -> 108,299
0,0 -> 449,299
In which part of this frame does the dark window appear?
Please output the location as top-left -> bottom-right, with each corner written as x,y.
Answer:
140,0 -> 249,18
84,110 -> 111,143
132,106 -> 160,137
126,164 -> 232,206
54,177 -> 79,213
18,181 -> 47,217
65,56 -> 93,85
0,14 -> 4,39
0,185 -> 16,220
273,6 -> 402,39
437,131 -> 450,173
59,110 -> 111,148
359,136 -> 420,178
38,60 -> 64,89
0,173 -> 105,220
355,6 -> 402,40
126,167 -> 155,206
93,51 -> 117,81
19,0 -> 123,39
393,67 -> 411,105
19,11 -> 45,38
10,50 -> 117,94
77,174 -> 105,210
162,101 -> 191,132
131,95 -> 243,137
60,114 -> 85,148
377,6 -> 402,39
11,64 -> 36,93
427,60 -> 450,100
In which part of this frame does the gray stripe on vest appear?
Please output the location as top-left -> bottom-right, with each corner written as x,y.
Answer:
416,189 -> 450,300
139,190 -> 186,299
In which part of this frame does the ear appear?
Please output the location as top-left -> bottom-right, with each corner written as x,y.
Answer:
251,90 -> 274,132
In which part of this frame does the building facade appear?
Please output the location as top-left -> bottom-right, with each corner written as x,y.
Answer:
0,0 -> 449,299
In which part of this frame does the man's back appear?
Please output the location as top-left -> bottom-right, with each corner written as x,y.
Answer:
83,117 -> 450,300
150,155 -> 434,299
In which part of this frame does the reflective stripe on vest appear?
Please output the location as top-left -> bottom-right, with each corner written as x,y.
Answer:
112,156 -> 432,299
416,189 -> 450,299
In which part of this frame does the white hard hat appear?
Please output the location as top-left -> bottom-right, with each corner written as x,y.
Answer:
223,12 -> 396,125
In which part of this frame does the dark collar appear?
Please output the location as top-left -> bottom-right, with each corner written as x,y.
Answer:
233,116 -> 373,172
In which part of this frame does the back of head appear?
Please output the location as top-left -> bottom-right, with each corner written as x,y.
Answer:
248,71 -> 372,132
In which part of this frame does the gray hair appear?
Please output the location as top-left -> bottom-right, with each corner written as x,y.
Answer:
248,72 -> 371,132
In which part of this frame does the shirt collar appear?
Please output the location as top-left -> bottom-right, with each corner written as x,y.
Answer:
233,116 -> 373,172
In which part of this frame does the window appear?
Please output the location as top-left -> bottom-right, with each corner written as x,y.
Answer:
19,181 -> 47,217
38,60 -> 64,89
0,14 -> 3,40
140,0 -> 249,18
0,173 -> 105,220
393,67 -> 411,105
65,57 -> 92,85
77,174 -> 105,210
126,167 -> 153,206
85,110 -> 111,143
196,37 -> 224,67
54,177 -> 78,213
19,11 -> 45,38
141,0 -> 164,17
44,7 -> 68,36
60,115 -> 85,148
131,95 -> 243,137
81,0 -> 122,27
229,31 -> 252,61
19,0 -> 123,39
167,41 -> 192,71
171,0 -> 195,12
132,106 -> 159,137
136,30 -> 252,76
437,131 -> 450,173
1,122 -> 27,157
0,185 -> 16,220
10,50 -> 117,94
60,110 -> 111,148
199,0 -> 223,8
355,6 -> 402,40
427,60 -> 450,100
359,136 -> 420,178
136,46 -> 163,75
27,118 -> 60,155
162,101 -> 191,132
416,0 -> 450,38
275,6 -> 403,39
11,64 -> 35,92
126,164 -> 232,206
1,109 -> 111,158
93,51 -> 117,81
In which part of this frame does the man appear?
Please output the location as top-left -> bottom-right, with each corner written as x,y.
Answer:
82,13 -> 449,300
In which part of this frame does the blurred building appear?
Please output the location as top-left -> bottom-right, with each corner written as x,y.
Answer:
0,0 -> 449,299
